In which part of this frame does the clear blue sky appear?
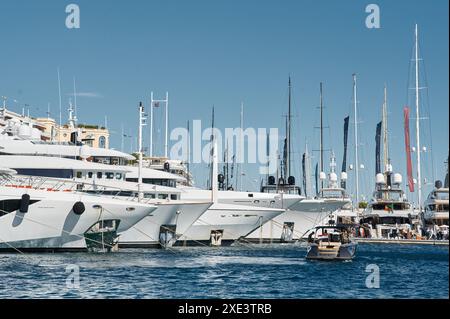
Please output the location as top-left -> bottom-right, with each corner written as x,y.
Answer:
0,0 -> 448,204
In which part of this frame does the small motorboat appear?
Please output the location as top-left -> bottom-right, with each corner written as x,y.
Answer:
306,225 -> 357,260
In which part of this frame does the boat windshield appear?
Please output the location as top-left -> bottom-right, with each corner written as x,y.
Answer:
433,191 -> 449,201
320,189 -> 345,198
371,202 -> 410,211
375,189 -> 404,201
260,185 -> 301,195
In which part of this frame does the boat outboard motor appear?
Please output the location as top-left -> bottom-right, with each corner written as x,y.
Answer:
435,180 -> 443,189
73,201 -> 85,215
19,194 -> 30,213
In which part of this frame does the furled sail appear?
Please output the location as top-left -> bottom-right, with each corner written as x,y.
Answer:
315,163 -> 319,196
302,153 -> 307,197
341,116 -> 349,189
445,154 -> 449,188
404,107 -> 415,192
375,121 -> 382,175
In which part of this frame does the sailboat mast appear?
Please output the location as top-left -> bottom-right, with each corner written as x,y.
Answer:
382,84 -> 389,171
353,74 -> 359,204
208,106 -> 215,189
319,82 -> 324,190
164,92 -> 169,158
149,92 -> 154,157
236,102 -> 244,191
287,76 -> 292,178
414,24 -> 422,211
187,120 -> 191,186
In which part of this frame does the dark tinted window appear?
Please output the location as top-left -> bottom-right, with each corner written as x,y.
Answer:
106,172 -> 114,179
14,168 -> 73,179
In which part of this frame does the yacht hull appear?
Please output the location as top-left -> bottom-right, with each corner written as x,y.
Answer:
246,199 -> 350,241
118,201 -> 212,248
175,203 -> 284,246
0,187 -> 153,251
306,242 -> 357,260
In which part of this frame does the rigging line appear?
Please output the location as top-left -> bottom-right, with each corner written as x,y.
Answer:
103,201 -> 230,251
266,214 -> 321,239
101,208 -> 260,281
100,206 -> 181,254
193,215 -> 265,249
420,49 -> 436,183
103,202 -> 259,250
0,233 -> 27,255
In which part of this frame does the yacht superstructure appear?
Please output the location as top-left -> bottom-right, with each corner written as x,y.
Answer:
423,182 -> 449,240
360,166 -> 419,239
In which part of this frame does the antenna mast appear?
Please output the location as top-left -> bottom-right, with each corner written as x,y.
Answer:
149,92 -> 169,157
138,102 -> 147,202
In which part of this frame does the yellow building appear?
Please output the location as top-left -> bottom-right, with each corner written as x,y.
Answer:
35,117 -> 110,148
1,106 -> 109,148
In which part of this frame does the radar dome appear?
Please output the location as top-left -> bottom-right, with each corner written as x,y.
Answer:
393,173 -> 403,185
329,172 -> 338,182
376,173 -> 386,184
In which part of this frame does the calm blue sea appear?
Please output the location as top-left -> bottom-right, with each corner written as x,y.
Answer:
0,244 -> 448,299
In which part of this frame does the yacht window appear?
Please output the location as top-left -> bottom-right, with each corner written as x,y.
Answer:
158,194 -> 168,200
106,172 -> 114,179
435,192 -> 449,201
13,168 -> 73,179
97,172 -> 103,179
248,194 -> 254,198
170,194 -> 178,200
144,193 -> 156,199
76,171 -> 83,179
98,136 -> 106,149
116,173 -> 122,180
88,172 -> 93,178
